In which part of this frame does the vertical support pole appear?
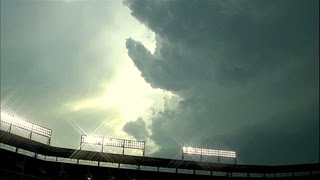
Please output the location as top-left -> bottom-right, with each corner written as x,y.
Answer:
29,131 -> 33,140
8,122 -> 12,133
182,147 -> 184,160
48,137 -> 51,145
101,137 -> 104,153
122,140 -> 125,155
29,124 -> 34,140
80,135 -> 83,150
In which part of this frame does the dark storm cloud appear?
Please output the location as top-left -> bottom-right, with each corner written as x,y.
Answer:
123,117 -> 149,140
235,103 -> 319,165
126,0 -> 318,90
124,0 -> 319,164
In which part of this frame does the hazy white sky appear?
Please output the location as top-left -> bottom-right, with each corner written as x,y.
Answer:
0,0 -> 174,154
1,0 -> 319,165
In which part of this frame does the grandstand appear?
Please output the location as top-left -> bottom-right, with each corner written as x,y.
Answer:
0,130 -> 319,179
0,110 -> 319,179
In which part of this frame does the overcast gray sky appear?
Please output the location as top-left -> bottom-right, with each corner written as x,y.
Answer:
1,0 -> 319,165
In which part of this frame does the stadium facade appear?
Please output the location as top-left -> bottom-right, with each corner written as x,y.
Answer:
0,130 -> 319,180
0,110 -> 319,179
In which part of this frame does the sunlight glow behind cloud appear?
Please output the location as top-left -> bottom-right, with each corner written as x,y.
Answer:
0,0 -> 175,154
61,1 -> 175,147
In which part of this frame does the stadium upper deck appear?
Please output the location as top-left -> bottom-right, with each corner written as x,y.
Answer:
0,130 -> 319,180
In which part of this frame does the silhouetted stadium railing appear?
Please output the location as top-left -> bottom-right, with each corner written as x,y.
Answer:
0,130 -> 319,180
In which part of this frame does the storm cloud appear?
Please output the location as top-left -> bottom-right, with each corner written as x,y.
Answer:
124,0 -> 319,165
123,117 -> 149,140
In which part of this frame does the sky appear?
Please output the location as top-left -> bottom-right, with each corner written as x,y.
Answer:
0,0 -> 319,165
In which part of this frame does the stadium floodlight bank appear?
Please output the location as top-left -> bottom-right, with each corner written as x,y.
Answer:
0,110 -> 52,145
80,134 -> 145,156
182,146 -> 237,163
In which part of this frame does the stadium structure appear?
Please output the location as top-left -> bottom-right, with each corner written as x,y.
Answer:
0,110 -> 319,180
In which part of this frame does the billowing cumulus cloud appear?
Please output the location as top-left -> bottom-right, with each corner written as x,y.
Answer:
124,0 -> 319,165
123,117 -> 149,140
1,0 -> 318,165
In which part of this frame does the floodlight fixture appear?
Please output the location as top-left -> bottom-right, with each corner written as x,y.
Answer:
0,110 -> 52,145
80,134 -> 145,156
124,139 -> 145,150
81,135 -> 103,145
103,137 -> 124,147
12,116 -> 34,131
0,110 -> 13,124
182,145 -> 236,163
183,146 -> 202,155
